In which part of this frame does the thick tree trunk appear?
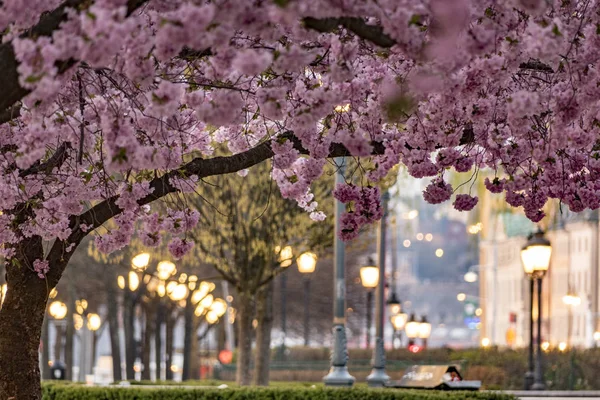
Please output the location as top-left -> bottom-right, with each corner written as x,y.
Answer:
105,269 -> 123,382
182,298 -> 194,381
64,280 -> 75,380
235,291 -> 254,386
165,309 -> 175,380
141,306 -> 153,381
0,239 -> 48,399
123,292 -> 136,380
254,282 -> 274,386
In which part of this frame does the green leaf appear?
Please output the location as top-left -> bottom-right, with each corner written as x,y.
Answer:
552,24 -> 562,36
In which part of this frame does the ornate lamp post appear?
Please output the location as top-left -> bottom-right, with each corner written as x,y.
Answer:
323,157 -> 355,387
360,265 -> 379,348
297,252 -> 317,347
521,229 -> 551,391
367,190 -> 390,388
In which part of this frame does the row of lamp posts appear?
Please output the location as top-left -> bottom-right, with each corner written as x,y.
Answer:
118,252 -> 228,380
277,246 -> 318,357
322,157 -> 431,387
360,265 -> 431,351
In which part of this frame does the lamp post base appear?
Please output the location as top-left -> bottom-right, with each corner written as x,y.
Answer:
531,382 -> 546,390
367,337 -> 389,387
366,368 -> 390,387
524,371 -> 534,390
323,366 -> 355,387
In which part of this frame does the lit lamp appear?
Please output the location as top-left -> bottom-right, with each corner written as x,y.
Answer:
360,265 -> 379,349
131,252 -> 150,271
49,301 -> 68,320
405,313 -> 420,348
278,245 -> 293,268
562,293 -> 581,306
87,313 -> 101,331
390,312 -> 408,349
521,229 -> 551,391
386,292 -> 401,316
156,261 -> 177,281
298,252 -> 317,347
418,316 -> 432,348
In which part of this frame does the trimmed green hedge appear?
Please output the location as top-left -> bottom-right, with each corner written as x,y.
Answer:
42,384 -> 515,400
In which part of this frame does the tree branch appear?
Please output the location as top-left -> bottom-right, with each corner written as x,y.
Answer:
303,17 -> 396,48
18,142 -> 71,178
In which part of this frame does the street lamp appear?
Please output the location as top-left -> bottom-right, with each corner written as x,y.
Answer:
360,265 -> 379,349
297,252 -> 317,347
131,252 -> 150,271
405,313 -> 420,348
323,157 -> 355,388
49,301 -> 68,320
276,245 -> 293,360
521,229 -> 551,391
390,312 -> 408,349
386,292 -> 401,316
87,313 -> 101,331
418,316 -> 431,348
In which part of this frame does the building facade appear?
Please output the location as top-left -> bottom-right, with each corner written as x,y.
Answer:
479,212 -> 600,349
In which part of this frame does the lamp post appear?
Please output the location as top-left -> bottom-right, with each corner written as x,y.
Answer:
83,313 -> 101,382
48,300 -> 68,368
405,313 -> 420,348
521,229 -> 551,391
367,190 -> 391,387
298,252 -> 317,347
277,245 -> 293,359
360,265 -> 379,348
152,260 -> 177,380
390,312 -> 408,349
323,157 -> 355,387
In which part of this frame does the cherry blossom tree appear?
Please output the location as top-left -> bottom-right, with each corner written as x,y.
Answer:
0,0 -> 599,397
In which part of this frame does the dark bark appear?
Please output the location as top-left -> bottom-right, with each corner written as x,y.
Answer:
64,280 -> 75,381
190,323 -> 200,380
41,314 -> 51,380
53,325 -> 64,363
182,298 -> 194,381
0,238 -> 47,399
91,333 -> 97,374
235,291 -> 254,386
217,319 -> 226,353
105,277 -> 122,382
141,306 -> 153,381
165,309 -> 175,381
254,282 -> 274,386
154,302 -> 163,381
123,292 -> 136,380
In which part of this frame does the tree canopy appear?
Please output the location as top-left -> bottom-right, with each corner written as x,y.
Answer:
0,0 -> 598,272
